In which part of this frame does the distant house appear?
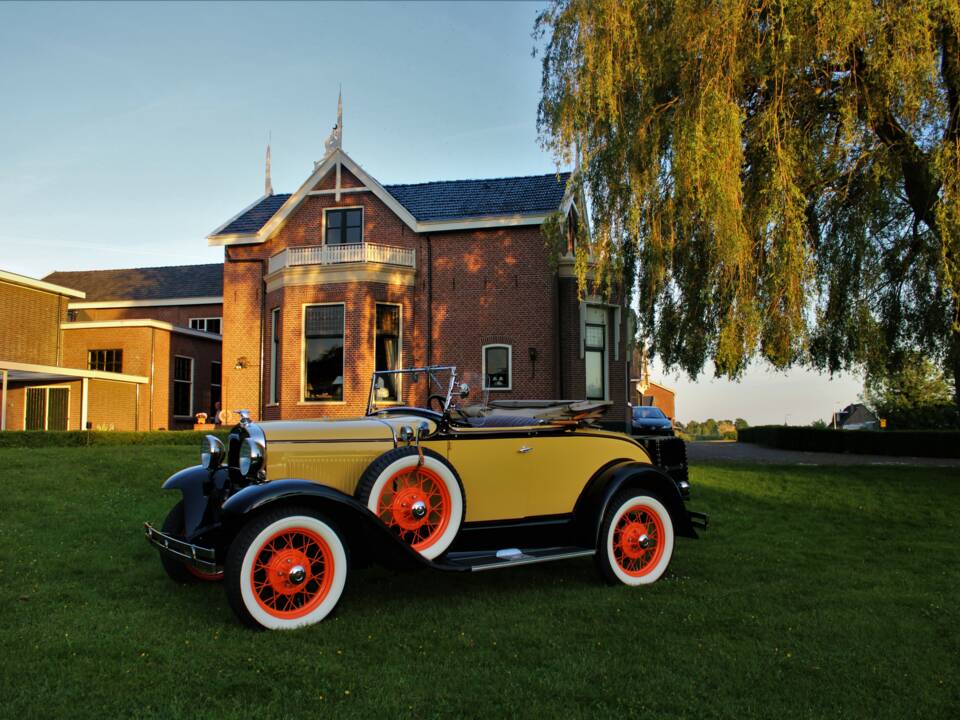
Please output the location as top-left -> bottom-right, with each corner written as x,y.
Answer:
834,403 -> 879,430
629,347 -> 676,420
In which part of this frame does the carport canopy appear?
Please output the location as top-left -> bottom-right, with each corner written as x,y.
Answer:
0,360 -> 148,431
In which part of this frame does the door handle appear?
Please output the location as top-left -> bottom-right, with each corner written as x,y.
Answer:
518,445 -> 533,454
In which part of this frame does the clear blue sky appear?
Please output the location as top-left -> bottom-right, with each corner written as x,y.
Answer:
0,0 -> 863,424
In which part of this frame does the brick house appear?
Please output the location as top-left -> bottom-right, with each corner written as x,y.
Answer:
0,265 -> 222,431
210,147 -> 630,429
630,347 -> 677,421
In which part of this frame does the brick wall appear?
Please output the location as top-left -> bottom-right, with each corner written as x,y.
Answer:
75,304 -> 223,328
169,332 -> 222,428
0,280 -> 67,365
427,226 -> 557,400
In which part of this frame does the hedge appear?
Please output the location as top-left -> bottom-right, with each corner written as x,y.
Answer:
0,430 -> 231,449
737,426 -> 960,458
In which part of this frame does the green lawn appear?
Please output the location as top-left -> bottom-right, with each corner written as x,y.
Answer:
1,447 -> 957,719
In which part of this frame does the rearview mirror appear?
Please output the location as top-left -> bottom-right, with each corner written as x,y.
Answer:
459,383 -> 470,399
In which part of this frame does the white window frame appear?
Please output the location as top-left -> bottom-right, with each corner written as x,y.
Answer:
584,306 -> 609,401
322,206 -> 364,246
188,317 -> 222,334
172,355 -> 194,418
482,344 -> 513,392
300,302 -> 346,405
373,302 -> 403,404
269,307 -> 280,406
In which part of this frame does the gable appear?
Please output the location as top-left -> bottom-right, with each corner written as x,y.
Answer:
208,148 -> 572,246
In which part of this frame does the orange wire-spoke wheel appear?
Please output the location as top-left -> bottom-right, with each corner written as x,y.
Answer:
250,527 -> 334,619
377,466 -> 452,552
612,504 -> 665,577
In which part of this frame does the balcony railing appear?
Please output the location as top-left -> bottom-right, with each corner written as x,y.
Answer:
268,243 -> 416,275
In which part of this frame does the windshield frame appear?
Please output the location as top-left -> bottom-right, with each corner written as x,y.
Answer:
366,365 -> 460,415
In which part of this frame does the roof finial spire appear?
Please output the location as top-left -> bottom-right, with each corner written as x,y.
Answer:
264,131 -> 273,197
323,86 -> 343,156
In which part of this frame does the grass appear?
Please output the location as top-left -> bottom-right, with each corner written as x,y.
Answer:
1,447 -> 958,719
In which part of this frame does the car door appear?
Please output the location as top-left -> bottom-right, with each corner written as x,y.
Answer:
445,427 -> 549,522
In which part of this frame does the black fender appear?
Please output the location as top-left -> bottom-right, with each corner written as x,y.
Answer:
573,461 -> 697,548
220,479 -> 433,572
161,465 -> 229,537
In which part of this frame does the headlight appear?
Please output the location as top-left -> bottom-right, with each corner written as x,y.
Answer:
201,435 -> 225,470
238,437 -> 264,478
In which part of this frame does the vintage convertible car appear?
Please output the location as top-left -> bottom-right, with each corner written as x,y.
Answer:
145,366 -> 707,630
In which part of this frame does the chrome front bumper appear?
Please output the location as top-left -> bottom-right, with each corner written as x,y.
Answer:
144,522 -> 221,574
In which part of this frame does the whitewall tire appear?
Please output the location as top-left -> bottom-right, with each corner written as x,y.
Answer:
226,509 -> 348,630
356,448 -> 464,560
597,491 -> 675,586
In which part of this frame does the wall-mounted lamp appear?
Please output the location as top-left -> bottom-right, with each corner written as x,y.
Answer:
235,356 -> 248,370
528,347 -> 538,363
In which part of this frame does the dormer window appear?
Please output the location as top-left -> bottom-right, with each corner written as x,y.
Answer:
325,208 -> 363,245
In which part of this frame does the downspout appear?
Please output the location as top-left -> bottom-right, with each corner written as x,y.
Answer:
149,327 -> 155,430
259,261 -> 266,420
554,274 -> 563,398
56,295 -> 63,366
426,235 -> 433,367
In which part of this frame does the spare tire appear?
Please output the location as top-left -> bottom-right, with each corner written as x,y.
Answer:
355,446 -> 465,560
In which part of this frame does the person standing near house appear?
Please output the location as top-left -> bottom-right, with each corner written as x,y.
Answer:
214,402 -> 228,427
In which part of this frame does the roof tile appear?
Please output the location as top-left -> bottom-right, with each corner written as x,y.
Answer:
43,263 -> 223,302
209,173 -> 570,237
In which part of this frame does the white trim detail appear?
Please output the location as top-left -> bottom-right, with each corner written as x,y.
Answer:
482,344 -> 513,392
0,270 -> 86,299
69,296 -> 222,310
415,213 -> 550,233
0,359 -> 148,384
61,320 -> 222,341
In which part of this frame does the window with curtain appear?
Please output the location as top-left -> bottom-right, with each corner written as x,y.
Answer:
483,345 -> 512,390
375,304 -> 401,401
304,305 -> 344,401
585,307 -> 606,400
325,208 -> 363,245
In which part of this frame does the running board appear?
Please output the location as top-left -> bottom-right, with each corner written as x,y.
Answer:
436,546 -> 595,572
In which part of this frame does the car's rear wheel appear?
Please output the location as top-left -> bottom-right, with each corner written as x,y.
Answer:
225,508 -> 348,630
356,447 -> 464,560
596,491 -> 675,586
159,500 -> 224,583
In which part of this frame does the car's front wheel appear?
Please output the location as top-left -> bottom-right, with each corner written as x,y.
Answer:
225,508 -> 348,630
356,447 -> 464,560
596,491 -> 675,586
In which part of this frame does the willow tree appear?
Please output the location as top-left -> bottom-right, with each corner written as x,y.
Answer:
536,0 -> 960,404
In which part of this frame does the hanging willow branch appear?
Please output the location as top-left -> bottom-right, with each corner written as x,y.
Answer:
536,0 -> 960,397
